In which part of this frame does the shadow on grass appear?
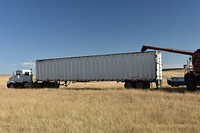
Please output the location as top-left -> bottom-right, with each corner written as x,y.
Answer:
151,87 -> 200,94
9,86 -> 200,94
60,87 -> 124,91
61,88 -> 105,90
158,87 -> 187,93
7,86 -> 124,90
58,86 -> 200,93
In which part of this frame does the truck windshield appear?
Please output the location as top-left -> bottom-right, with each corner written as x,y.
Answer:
16,71 -> 21,75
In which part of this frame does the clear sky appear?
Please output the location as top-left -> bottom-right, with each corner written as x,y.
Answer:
0,0 -> 200,74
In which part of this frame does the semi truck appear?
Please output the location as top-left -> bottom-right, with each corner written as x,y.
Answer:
7,51 -> 162,89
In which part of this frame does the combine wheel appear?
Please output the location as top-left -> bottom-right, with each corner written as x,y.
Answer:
185,73 -> 197,91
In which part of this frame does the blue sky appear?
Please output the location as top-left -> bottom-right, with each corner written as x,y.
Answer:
0,0 -> 200,74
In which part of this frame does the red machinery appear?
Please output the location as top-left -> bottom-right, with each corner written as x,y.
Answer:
141,45 -> 200,91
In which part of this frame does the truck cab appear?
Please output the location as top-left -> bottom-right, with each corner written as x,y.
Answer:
7,70 -> 33,88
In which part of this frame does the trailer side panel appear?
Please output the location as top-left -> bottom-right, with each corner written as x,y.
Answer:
36,51 -> 162,82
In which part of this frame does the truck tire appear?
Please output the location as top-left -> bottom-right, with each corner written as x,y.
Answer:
24,83 -> 34,88
124,81 -> 134,89
8,84 -> 15,89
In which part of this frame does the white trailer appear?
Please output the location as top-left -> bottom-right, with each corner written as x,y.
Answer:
35,51 -> 162,88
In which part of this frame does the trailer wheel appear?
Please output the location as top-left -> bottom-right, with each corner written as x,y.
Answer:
134,82 -> 145,89
124,81 -> 133,89
145,82 -> 150,89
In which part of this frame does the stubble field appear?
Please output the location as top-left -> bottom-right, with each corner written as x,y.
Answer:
0,70 -> 199,133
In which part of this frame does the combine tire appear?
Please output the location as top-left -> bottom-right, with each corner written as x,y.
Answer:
185,73 -> 197,91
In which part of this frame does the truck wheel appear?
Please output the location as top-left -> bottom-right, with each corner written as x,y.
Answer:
8,84 -> 15,89
124,81 -> 133,89
24,83 -> 33,88
134,82 -> 145,89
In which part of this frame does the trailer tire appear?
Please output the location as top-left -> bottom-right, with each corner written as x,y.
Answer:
124,81 -> 134,89
134,81 -> 145,89
145,82 -> 150,89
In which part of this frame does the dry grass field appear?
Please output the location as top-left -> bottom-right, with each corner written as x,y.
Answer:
0,70 -> 199,133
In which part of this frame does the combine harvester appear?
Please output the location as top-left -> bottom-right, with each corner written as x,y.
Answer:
141,45 -> 200,91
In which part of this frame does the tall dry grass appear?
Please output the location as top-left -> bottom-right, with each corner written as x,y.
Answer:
0,70 -> 199,133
